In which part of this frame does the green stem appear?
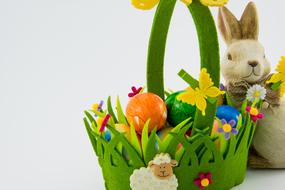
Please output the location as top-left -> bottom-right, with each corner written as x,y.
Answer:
147,0 -> 220,135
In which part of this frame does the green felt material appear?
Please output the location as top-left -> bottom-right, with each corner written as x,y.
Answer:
146,0 -> 220,136
85,0 -> 256,189
165,91 -> 196,126
84,98 -> 256,190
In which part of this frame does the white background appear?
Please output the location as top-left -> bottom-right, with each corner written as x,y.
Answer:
0,0 -> 284,189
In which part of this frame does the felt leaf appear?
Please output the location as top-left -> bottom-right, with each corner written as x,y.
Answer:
271,81 -> 282,91
84,118 -> 98,154
143,128 -> 158,164
107,96 -> 118,123
141,119 -> 150,156
130,123 -> 142,157
116,96 -> 128,125
178,69 -> 199,88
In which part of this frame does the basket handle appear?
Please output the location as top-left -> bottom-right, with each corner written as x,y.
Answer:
146,0 -> 220,134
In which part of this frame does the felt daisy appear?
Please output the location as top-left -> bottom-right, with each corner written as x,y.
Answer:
177,68 -> 225,116
246,84 -> 267,102
246,106 -> 264,122
267,56 -> 285,96
217,119 -> 238,140
194,172 -> 213,190
182,0 -> 228,6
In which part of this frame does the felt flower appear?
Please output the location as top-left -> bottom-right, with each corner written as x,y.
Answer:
92,100 -> 104,113
132,0 -> 228,10
194,172 -> 213,190
177,68 -> 225,116
267,56 -> 285,95
246,84 -> 267,102
128,86 -> 143,98
217,119 -> 238,140
246,106 -> 264,122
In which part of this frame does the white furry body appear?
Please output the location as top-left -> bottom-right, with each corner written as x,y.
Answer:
253,97 -> 285,168
130,168 -> 178,190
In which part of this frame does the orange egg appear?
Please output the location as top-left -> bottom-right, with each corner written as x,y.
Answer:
126,93 -> 167,134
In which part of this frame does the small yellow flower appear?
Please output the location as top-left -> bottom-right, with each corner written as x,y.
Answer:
132,0 -> 159,10
267,56 -> 285,95
177,68 -> 225,116
132,0 -> 228,10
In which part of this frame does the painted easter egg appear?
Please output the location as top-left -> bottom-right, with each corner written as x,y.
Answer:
115,124 -> 131,141
126,93 -> 167,134
165,91 -> 196,127
216,105 -> 240,127
104,130 -> 111,142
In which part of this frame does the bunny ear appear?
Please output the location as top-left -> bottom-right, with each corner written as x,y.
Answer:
240,2 -> 259,40
218,6 -> 242,45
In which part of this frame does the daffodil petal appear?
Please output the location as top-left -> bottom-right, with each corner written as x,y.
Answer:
276,56 -> 285,74
196,94 -> 207,116
267,73 -> 284,84
132,0 -> 159,10
199,0 -> 229,6
205,87 -> 224,97
177,89 -> 196,105
199,68 -> 214,91
280,82 -> 285,96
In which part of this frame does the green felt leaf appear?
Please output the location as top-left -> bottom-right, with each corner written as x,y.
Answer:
143,128 -> 158,165
178,69 -> 199,87
107,96 -> 118,123
141,119 -> 150,157
130,123 -> 142,157
271,81 -> 282,91
116,96 -> 128,125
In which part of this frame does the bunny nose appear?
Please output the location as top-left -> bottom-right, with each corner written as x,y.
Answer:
248,61 -> 258,67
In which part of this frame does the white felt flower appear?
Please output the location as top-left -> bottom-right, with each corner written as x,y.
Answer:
246,84 -> 267,102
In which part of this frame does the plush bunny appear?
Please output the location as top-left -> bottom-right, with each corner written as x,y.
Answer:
218,2 -> 285,168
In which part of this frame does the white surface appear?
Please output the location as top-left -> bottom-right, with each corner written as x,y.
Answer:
0,0 -> 285,189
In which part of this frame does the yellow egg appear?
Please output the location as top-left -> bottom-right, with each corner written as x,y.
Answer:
126,93 -> 167,134
115,124 -> 131,140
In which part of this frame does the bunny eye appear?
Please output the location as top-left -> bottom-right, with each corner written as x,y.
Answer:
227,53 -> 233,61
264,54 -> 266,59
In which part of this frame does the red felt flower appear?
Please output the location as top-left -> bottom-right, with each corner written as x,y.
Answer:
128,86 -> 143,97
194,172 -> 213,190
245,106 -> 264,122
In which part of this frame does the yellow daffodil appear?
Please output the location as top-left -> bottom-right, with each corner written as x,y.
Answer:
267,56 -> 285,95
177,68 -> 225,116
132,0 -> 228,10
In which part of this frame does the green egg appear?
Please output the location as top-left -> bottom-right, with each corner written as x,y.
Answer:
165,91 -> 196,127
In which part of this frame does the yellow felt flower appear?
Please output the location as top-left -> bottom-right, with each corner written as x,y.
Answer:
132,0 -> 160,10
267,56 -> 285,95
132,0 -> 228,10
177,68 -> 225,116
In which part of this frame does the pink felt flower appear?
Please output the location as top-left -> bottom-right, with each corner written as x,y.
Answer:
246,106 -> 264,122
194,172 -> 213,190
128,86 -> 143,97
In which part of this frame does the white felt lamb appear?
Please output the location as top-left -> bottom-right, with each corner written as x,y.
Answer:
130,153 -> 178,190
218,2 -> 285,168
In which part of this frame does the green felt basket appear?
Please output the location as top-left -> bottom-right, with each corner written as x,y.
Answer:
84,0 -> 256,189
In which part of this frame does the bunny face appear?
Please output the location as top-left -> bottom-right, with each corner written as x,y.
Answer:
218,2 -> 271,84
221,40 -> 271,83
